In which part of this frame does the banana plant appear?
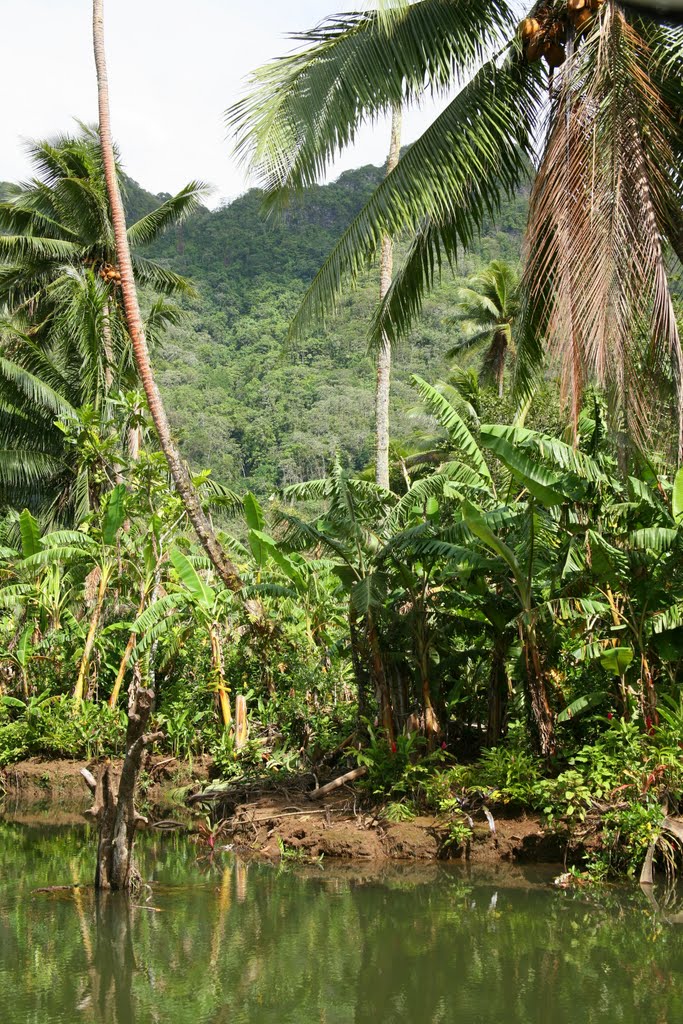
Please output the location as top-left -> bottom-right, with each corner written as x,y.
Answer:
18,485 -> 129,701
133,548 -> 235,729
278,459 -> 398,740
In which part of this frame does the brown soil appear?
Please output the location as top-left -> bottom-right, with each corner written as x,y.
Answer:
205,789 -> 575,866
0,755 -> 213,826
1,759 -> 580,868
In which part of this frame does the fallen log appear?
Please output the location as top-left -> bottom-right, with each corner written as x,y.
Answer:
308,765 -> 367,800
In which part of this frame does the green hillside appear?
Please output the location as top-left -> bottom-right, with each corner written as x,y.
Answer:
127,165 -> 531,491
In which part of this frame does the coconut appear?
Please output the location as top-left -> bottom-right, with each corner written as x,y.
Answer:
574,9 -> 593,29
547,20 -> 567,43
518,17 -> 541,39
525,37 -> 544,62
543,42 -> 566,68
567,0 -> 586,10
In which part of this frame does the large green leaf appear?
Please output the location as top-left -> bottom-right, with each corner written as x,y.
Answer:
599,647 -> 634,676
19,509 -> 41,558
243,492 -> 265,533
479,429 -> 571,507
170,548 -> 215,607
248,527 -> 274,569
462,500 -> 528,606
672,466 -> 683,524
412,375 -> 492,483
557,691 -> 607,724
16,625 -> 33,668
102,484 -> 127,546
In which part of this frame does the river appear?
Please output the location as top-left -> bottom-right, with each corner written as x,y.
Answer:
0,822 -> 681,1023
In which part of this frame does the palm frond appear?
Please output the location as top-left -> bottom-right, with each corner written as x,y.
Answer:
289,53 -> 542,344
127,182 -> 209,248
518,9 -> 683,454
227,0 -> 515,201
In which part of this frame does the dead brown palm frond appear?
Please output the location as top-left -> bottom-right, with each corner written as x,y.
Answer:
518,6 -> 683,462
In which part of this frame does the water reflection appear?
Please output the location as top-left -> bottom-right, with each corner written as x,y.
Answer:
0,823 -> 682,1024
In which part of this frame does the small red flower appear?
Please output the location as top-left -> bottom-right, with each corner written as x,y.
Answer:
390,741 -> 397,754
441,741 -> 447,750
607,712 -> 613,720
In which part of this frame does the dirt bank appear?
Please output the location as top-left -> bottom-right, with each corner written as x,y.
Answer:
190,783 -> 577,866
1,759 -> 577,866
0,755 -> 213,826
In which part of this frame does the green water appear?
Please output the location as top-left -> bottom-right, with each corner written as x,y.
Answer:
1,823 -> 682,1024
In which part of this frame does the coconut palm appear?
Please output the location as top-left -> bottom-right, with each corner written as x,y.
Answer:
375,106 -> 402,490
0,126 -> 197,317
228,2 -> 683,463
0,292 -> 180,520
92,0 -> 241,592
448,260 -> 520,399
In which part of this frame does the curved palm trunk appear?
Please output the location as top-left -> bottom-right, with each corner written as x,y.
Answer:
92,0 -> 241,591
374,106 -> 402,490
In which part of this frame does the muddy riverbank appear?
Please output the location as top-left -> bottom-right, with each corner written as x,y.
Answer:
0,756 -> 584,866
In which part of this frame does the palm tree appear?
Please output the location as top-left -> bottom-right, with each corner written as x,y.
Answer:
375,106 -> 402,490
448,260 -> 520,399
228,2 -> 683,464
91,0 -> 241,592
0,292 -> 180,520
0,127 -> 197,317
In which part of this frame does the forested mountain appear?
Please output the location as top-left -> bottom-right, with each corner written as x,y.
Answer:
125,165 -> 532,491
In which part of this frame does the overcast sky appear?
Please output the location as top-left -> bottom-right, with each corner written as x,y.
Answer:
1,1 -> 444,207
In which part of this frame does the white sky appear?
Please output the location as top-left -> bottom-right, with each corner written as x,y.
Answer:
0,1 -> 445,207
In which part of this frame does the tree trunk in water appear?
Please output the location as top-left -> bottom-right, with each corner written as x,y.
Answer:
92,895 -> 136,1022
82,687 -> 162,891
374,106 -> 402,491
92,0 -> 241,592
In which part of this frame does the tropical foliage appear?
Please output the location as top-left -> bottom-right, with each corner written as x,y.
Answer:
0,1 -> 682,884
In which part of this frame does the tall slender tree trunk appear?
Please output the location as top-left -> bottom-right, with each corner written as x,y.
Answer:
486,637 -> 509,746
522,624 -> 555,756
209,622 -> 232,729
366,610 -> 395,744
349,607 -> 369,723
109,589 -> 146,708
374,106 -> 402,490
74,565 -> 111,703
92,0 -> 241,591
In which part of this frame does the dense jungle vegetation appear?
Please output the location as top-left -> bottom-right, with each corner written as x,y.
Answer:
1,0 -> 682,885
